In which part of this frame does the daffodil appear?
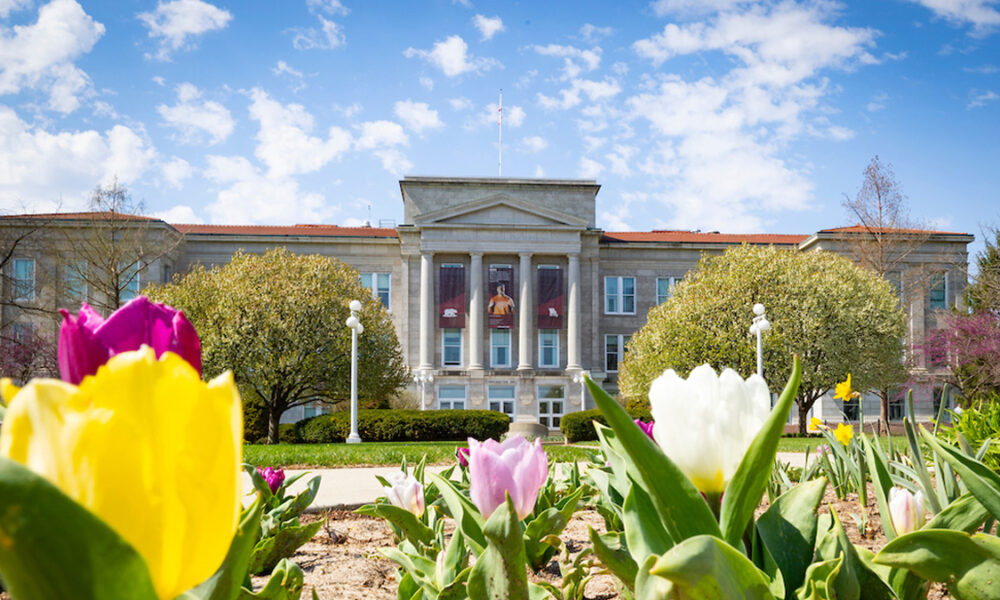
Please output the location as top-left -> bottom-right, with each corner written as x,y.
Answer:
833,374 -> 861,403
833,422 -> 854,446
0,347 -> 242,599
808,417 -> 824,432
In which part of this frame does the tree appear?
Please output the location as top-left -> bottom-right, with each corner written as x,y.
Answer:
966,226 -> 1000,314
923,312 -> 1000,402
146,248 -> 410,444
62,179 -> 180,313
842,155 -> 935,433
619,244 -> 907,434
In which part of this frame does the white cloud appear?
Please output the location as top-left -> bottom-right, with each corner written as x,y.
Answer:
419,76 -> 434,90
473,14 -> 504,40
354,120 -> 408,150
0,0 -> 104,113
334,102 -> 362,118
155,204 -> 202,223
0,0 -> 30,17
866,91 -> 888,111
138,0 -> 231,60
0,106 -> 155,211
306,0 -> 349,15
374,148 -> 413,175
968,89 -> 999,108
532,43 -> 601,79
248,88 -> 352,177
157,82 -> 234,144
650,0 -> 751,17
578,156 -> 604,178
605,144 -> 637,176
161,156 -> 193,188
404,35 -> 500,77
522,136 -> 548,152
449,96 -> 473,111
533,165 -> 545,178
272,60 -> 304,79
394,100 -> 443,133
292,15 -> 345,50
152,75 -> 166,86
909,0 -> 1000,35
580,23 -> 613,43
538,77 -> 621,110
493,102 -> 524,127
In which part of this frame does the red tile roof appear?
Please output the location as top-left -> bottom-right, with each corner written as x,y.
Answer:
601,230 -> 808,245
819,224 -> 969,236
172,223 -> 399,238
0,211 -> 160,222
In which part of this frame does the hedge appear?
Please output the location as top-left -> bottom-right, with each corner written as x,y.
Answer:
294,409 -> 510,443
560,407 -> 653,443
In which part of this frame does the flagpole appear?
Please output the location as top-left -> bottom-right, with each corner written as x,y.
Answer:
498,89 -> 503,177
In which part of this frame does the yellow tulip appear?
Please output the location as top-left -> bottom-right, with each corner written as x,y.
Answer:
833,422 -> 854,446
0,347 -> 242,599
0,377 -> 18,405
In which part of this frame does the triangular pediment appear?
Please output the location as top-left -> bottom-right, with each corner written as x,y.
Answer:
416,194 -> 586,227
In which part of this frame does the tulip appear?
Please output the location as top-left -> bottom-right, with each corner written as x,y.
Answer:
467,435 -> 548,520
456,446 -> 470,467
257,466 -> 286,494
58,297 -> 201,384
384,472 -> 425,518
634,419 -> 655,441
833,422 -> 854,446
0,347 -> 241,599
649,364 -> 770,494
888,487 -> 926,535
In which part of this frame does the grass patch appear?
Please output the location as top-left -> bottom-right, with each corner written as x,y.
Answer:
776,435 -> 908,453
245,441 -> 597,468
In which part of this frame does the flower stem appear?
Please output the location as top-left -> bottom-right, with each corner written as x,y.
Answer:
704,491 -> 723,520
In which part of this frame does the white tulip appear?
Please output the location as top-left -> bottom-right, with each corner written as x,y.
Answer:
888,487 -> 925,535
649,364 -> 771,494
384,472 -> 425,518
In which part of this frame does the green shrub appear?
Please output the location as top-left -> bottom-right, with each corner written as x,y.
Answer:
946,392 -> 1000,472
295,409 -> 510,443
561,407 -> 653,443
278,423 -> 300,444
242,394 -> 268,443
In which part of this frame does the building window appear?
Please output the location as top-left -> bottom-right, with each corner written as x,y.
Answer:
303,402 -> 329,419
656,277 -> 676,304
604,276 -> 635,314
929,273 -> 947,310
889,389 -> 905,421
120,261 -> 140,302
605,334 -> 631,372
491,329 -> 511,367
842,398 -> 860,422
443,329 -> 463,367
12,258 -> 34,301
538,329 -> 559,368
438,385 -> 466,410
361,272 -> 391,308
538,385 -> 564,428
65,260 -> 88,303
886,272 -> 903,304
488,385 -> 516,420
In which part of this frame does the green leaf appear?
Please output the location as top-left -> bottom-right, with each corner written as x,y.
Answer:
523,486 -> 584,571
648,534 -> 777,599
813,510 -> 860,600
926,493 -> 992,533
622,478 -> 674,565
180,500 -> 264,600
428,472 -> 486,554
875,530 -> 1000,600
863,434 -> 898,540
0,457 -> 158,600
795,557 -> 842,600
851,547 -> 896,600
903,417 -> 942,513
355,503 -> 434,546
588,528 -> 638,592
243,463 -> 275,503
249,520 -> 323,575
921,427 -> 1000,521
720,356 -> 802,548
756,478 -> 827,600
586,376 -> 721,542
467,496 -> 530,600
238,558 -> 304,600
635,555 -> 674,600
283,476 -> 321,518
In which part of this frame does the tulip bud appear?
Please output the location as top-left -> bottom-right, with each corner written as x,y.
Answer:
634,419 -> 655,441
467,435 -> 548,520
456,446 -> 470,467
58,297 -> 201,384
257,466 -> 286,494
385,472 -> 425,518
888,487 -> 926,535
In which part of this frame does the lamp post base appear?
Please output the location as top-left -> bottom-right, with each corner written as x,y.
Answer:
346,433 -> 362,444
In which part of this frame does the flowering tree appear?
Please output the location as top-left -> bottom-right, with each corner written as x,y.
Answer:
0,328 -> 56,384
146,248 -> 410,443
619,244 -> 907,434
923,311 -> 1000,401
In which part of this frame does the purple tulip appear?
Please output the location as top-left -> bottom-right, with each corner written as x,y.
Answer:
58,297 -> 202,384
257,466 -> 285,494
456,446 -> 470,467
467,435 -> 548,520
634,419 -> 655,440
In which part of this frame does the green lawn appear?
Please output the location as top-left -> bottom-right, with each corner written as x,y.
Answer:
776,435 -> 909,453
245,441 -> 597,468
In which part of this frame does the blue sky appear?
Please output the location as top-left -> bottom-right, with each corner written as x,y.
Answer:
1,0 -> 998,259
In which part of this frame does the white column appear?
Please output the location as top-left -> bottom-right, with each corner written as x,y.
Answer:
567,252 -> 582,370
469,252 -> 484,369
518,252 -> 533,370
419,251 -> 434,369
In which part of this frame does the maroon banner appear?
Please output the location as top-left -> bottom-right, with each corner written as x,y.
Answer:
487,266 -> 515,328
439,265 -> 465,328
537,267 -> 563,329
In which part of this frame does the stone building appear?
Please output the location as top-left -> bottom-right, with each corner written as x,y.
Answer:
1,177 -> 974,427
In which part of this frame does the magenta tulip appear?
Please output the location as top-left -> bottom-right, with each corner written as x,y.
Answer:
467,436 -> 548,520
456,446 -> 470,467
257,467 -> 286,494
634,419 -> 655,440
58,297 -> 202,384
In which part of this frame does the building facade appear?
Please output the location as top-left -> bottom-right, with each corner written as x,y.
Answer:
1,177 -> 974,427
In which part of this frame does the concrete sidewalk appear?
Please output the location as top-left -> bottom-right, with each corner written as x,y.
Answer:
243,451 -> 809,510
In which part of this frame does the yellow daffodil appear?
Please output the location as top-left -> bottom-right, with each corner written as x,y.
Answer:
0,377 -> 17,405
808,417 -> 824,432
833,374 -> 861,403
0,347 -> 242,599
833,422 -> 854,446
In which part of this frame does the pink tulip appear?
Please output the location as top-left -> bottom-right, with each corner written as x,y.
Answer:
634,419 -> 655,440
456,446 -> 470,467
467,436 -> 548,520
257,467 -> 286,494
385,472 -> 425,518
58,297 -> 202,384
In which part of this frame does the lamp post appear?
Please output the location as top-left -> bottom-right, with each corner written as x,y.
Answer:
414,370 -> 434,411
571,370 -> 590,411
346,299 -> 364,444
748,303 -> 770,378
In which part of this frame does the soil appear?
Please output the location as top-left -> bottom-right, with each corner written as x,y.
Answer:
255,485 -> 953,599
